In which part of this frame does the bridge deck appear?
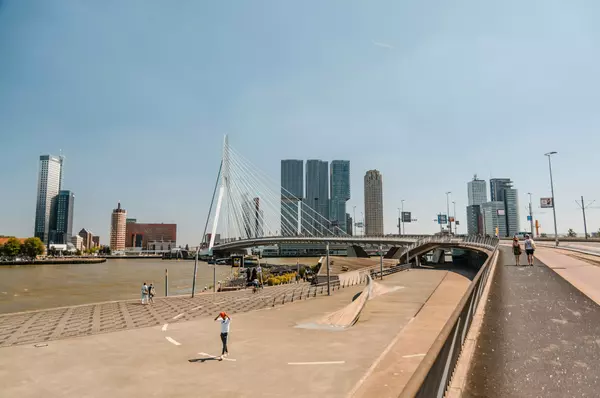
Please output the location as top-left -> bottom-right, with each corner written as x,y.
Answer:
464,246 -> 600,397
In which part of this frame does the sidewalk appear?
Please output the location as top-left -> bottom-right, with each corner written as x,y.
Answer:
0,269 -> 459,398
464,246 -> 600,397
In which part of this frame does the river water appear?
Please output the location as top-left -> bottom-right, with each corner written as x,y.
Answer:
0,257 -> 320,314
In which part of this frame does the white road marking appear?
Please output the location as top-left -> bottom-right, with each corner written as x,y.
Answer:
161,323 -> 168,332
165,337 -> 181,346
214,301 -> 225,305
402,353 -> 426,358
198,352 -> 237,362
172,313 -> 184,320
191,306 -> 202,311
287,361 -> 345,365
235,298 -> 250,302
347,317 -> 415,397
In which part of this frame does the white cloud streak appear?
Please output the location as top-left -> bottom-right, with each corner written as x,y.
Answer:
372,41 -> 394,49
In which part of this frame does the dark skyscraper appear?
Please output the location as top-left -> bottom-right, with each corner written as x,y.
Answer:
330,160 -> 350,234
50,190 -> 75,244
280,160 -> 303,236
305,160 -> 329,234
490,178 -> 512,202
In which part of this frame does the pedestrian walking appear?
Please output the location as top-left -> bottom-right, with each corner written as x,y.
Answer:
214,312 -> 231,360
512,236 -> 522,266
524,234 -> 536,266
148,283 -> 155,304
141,282 -> 149,305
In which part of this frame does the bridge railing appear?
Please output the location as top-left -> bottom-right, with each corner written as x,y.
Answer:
398,238 -> 499,397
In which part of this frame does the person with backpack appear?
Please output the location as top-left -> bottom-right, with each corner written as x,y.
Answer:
512,236 -> 522,266
524,234 -> 536,266
148,283 -> 155,304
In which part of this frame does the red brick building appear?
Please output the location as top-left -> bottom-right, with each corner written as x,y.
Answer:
125,223 -> 177,249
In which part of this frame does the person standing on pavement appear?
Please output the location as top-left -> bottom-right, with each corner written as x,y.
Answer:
214,312 -> 231,360
148,283 -> 155,304
512,236 -> 522,266
141,282 -> 149,305
524,234 -> 536,266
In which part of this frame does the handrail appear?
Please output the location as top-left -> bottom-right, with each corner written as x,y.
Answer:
398,240 -> 499,397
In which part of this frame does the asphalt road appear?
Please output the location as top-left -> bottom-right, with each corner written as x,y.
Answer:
464,247 -> 600,397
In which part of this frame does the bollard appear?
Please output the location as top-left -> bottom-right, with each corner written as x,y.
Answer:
165,269 -> 168,297
282,294 -> 285,305
291,291 -> 295,302
314,287 -> 317,298
299,287 -> 303,300
272,296 -> 276,307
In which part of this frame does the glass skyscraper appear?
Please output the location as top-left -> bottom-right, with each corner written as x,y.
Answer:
50,190 -> 75,244
330,160 -> 350,234
304,160 -> 329,234
280,160 -> 303,236
35,155 -> 64,244
466,175 -> 487,235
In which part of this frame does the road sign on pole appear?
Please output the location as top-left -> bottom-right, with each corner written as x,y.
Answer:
437,214 -> 447,225
402,212 -> 412,223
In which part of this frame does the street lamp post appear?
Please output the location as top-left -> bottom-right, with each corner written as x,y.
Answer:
446,192 -> 452,234
397,208 -> 401,236
545,152 -> 559,246
353,205 -> 356,236
452,201 -> 457,235
401,199 -> 405,235
527,192 -> 534,236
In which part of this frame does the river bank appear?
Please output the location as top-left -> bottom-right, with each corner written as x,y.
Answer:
0,257 -> 107,266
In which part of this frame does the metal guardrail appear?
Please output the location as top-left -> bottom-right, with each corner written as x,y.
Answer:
398,238 -> 499,398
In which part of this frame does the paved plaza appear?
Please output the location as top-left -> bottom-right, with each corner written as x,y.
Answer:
0,268 -> 469,398
0,282 -> 326,348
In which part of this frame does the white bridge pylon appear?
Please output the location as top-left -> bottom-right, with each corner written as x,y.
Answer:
207,136 -> 348,252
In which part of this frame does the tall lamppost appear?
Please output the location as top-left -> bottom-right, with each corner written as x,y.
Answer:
353,205 -> 357,236
445,191 -> 452,233
401,199 -> 405,235
452,201 -> 457,235
397,208 -> 401,236
544,152 -> 559,246
527,192 -> 534,236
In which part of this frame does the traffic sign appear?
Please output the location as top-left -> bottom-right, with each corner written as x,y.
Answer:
402,212 -> 412,223
437,214 -> 447,225
527,215 -> 532,221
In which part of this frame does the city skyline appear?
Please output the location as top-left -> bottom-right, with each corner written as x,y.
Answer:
2,2 -> 600,244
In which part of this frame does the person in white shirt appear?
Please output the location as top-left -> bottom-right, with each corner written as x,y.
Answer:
523,235 -> 536,266
214,312 -> 231,360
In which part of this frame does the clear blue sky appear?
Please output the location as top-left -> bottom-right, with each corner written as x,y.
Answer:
1,0 -> 599,245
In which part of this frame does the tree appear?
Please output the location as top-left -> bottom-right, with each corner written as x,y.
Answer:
48,247 -> 57,257
541,233 -> 548,238
2,238 -> 22,258
75,249 -> 82,256
22,237 -> 45,258
567,229 -> 577,238
185,244 -> 189,251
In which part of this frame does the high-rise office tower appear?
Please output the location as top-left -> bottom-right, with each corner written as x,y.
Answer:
364,170 -> 383,236
490,178 -> 512,202
488,178 -> 520,237
242,196 -> 264,238
330,160 -> 350,234
466,205 -> 482,235
503,188 -> 520,237
466,175 -> 487,235
346,213 -> 353,236
468,175 -> 487,206
280,160 -> 303,236
50,190 -> 75,244
481,201 -> 507,237
110,202 -> 127,251
34,155 -> 64,244
305,160 -> 329,234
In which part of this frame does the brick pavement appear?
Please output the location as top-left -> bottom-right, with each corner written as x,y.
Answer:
0,281 -> 345,348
